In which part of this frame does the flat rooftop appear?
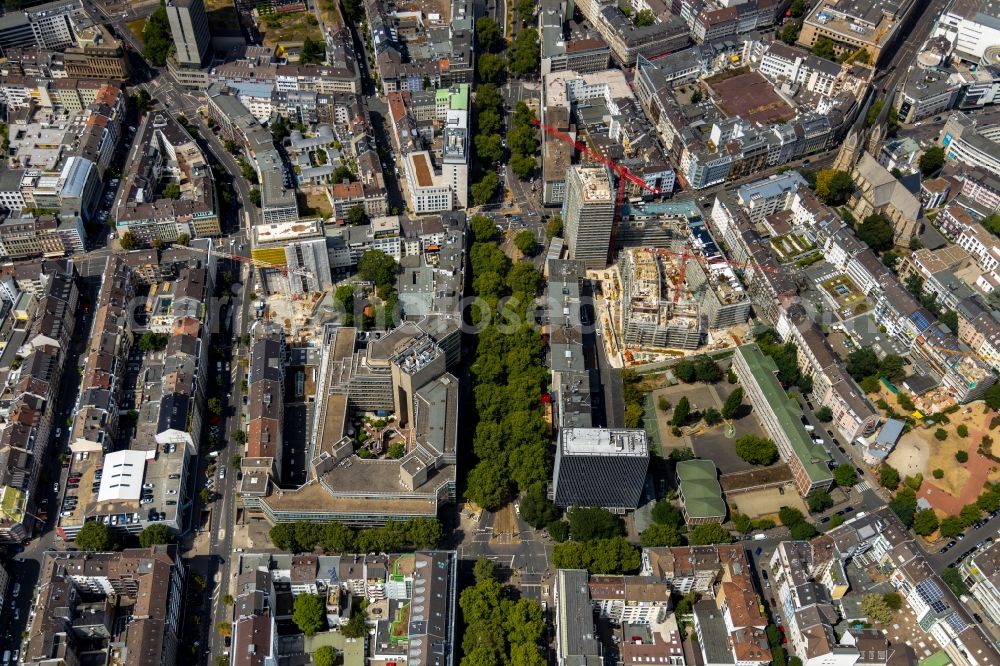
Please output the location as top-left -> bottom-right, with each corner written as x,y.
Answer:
411,152 -> 434,188
253,219 -> 324,244
708,71 -> 795,125
574,165 -> 613,202
561,427 -> 649,456
262,477 -> 440,517
737,344 -> 832,485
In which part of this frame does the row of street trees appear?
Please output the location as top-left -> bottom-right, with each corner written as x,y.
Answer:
464,216 -> 548,508
268,517 -> 442,553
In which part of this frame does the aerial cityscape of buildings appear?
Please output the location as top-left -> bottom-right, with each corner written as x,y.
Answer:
0,0 -> 999,664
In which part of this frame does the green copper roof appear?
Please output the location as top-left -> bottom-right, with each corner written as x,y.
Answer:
677,459 -> 727,519
737,343 -> 833,487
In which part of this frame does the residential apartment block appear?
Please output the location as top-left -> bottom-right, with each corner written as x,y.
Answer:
114,111 -> 221,243
0,263 -> 77,542
23,546 -> 187,666
827,509 -> 1000,666
962,541 -> 1000,626
732,343 -> 834,496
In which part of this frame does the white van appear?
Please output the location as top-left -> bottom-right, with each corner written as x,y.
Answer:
3,649 -> 11,665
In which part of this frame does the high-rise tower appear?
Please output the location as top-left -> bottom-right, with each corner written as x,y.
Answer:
562,165 -> 615,269
166,0 -> 210,66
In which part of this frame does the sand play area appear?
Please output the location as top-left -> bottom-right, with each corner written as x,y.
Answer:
886,401 -> 1000,515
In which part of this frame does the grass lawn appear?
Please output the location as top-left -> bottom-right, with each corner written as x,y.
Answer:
259,11 -> 324,46
297,191 -> 334,219
127,18 -> 147,48
819,274 -> 868,316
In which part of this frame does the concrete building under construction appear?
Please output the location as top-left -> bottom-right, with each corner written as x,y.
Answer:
618,238 -> 752,349
684,258 -> 752,328
619,247 -> 702,350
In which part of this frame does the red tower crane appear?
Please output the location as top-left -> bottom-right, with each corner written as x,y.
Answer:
533,119 -> 778,302
532,119 -> 663,222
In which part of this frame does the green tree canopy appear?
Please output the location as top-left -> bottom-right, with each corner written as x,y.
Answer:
688,523 -> 733,545
858,213 -> 894,252
862,593 -> 894,624
300,37 -> 327,65
808,490 -> 833,513
508,262 -> 541,297
846,348 -> 880,382
721,387 -> 743,419
139,523 -> 172,547
879,464 -> 901,490
508,28 -> 540,76
640,523 -> 682,547
834,464 -> 858,488
651,500 -> 684,527
120,231 -> 139,251
341,607 -> 367,638
142,5 -> 172,66
470,214 -> 500,243
815,169 -> 854,205
475,133 -> 504,165
347,204 -> 367,226
76,520 -> 116,551
514,230 -> 537,256
675,360 -> 696,383
913,508 -> 939,536
519,487 -> 560,528
889,488 -> 917,528
672,396 -> 691,427
789,521 -> 818,540
551,536 -> 641,573
509,153 -> 536,179
939,515 -> 964,538
474,557 -> 499,584
475,16 -> 503,52
634,9 -> 655,26
942,567 -> 969,596
780,20 -> 801,44
735,435 -> 778,465
475,84 -> 503,113
466,460 -> 512,510
568,506 -> 622,541
812,37 -> 837,60
270,523 -> 298,550
472,171 -> 500,205
477,52 -> 505,83
357,250 -> 398,288
314,646 -> 337,666
779,506 -> 806,526
546,215 -> 563,238
694,358 -> 722,383
919,146 -> 945,176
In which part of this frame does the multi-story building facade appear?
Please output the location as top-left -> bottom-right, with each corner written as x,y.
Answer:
962,541 -> 1000,626
757,42 -> 842,98
404,151 -> 454,214
166,0 -> 211,66
828,509 -> 1000,666
769,541 -> 857,665
23,546 -> 186,666
552,428 -> 649,510
797,0 -> 918,65
114,111 -> 220,243
563,165 -> 615,269
732,343 -> 834,496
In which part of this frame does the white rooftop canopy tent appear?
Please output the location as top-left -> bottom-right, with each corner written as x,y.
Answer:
96,450 -> 149,503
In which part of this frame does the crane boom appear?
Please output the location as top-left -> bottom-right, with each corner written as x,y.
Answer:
531,119 -> 662,196
183,243 -> 315,279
